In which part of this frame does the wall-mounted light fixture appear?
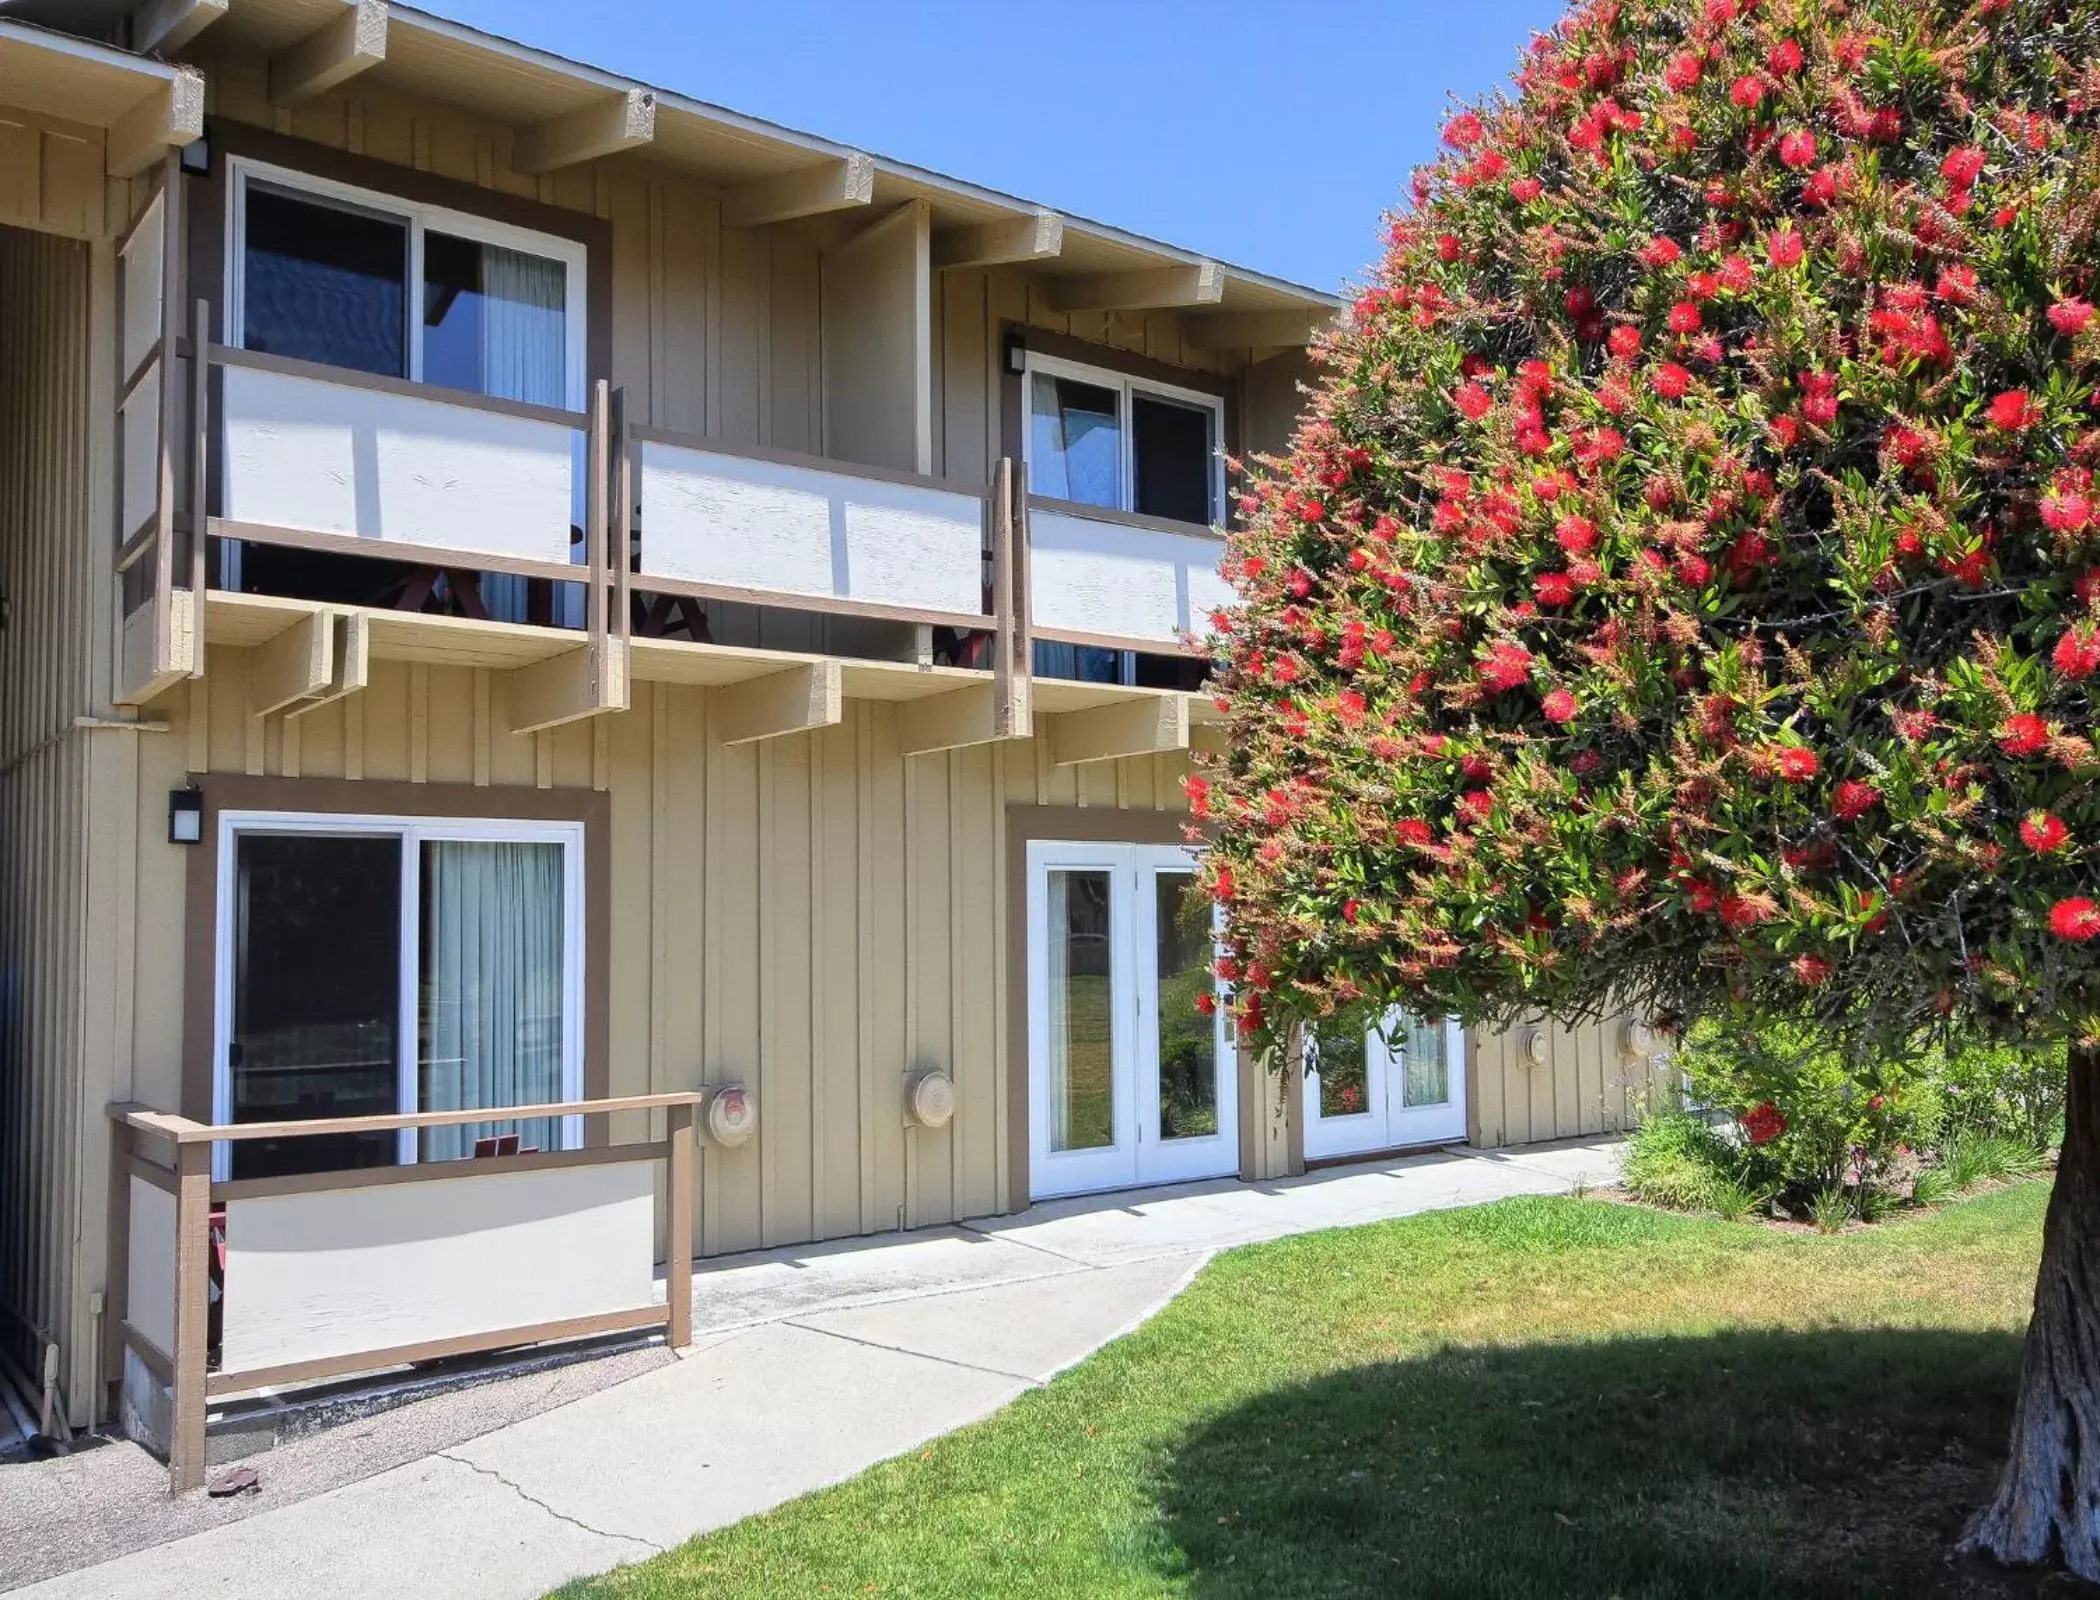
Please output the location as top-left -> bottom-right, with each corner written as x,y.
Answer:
1003,332 -> 1027,375
178,134 -> 211,177
168,787 -> 203,845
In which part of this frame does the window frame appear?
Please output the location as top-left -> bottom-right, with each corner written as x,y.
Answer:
209,808 -> 587,1181
1021,350 -> 1227,530
223,154 -> 590,410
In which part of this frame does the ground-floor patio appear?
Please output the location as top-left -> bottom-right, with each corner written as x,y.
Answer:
1,1138 -> 1620,1599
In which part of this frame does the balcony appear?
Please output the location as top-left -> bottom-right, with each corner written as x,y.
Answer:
117,298 -> 1220,762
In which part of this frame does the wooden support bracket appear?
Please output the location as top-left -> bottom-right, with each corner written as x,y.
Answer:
106,69 -> 204,177
712,661 -> 843,746
269,0 -> 387,105
284,611 -> 371,720
932,209 -> 1062,270
248,611 -> 335,716
1045,694 -> 1190,766
512,88 -> 656,173
721,153 -> 875,229
507,646 -> 604,734
1044,262 -> 1224,314
895,682 -> 1027,756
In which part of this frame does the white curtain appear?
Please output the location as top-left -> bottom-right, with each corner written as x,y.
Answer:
1401,1010 -> 1450,1109
477,243 -> 566,624
420,839 -> 566,1160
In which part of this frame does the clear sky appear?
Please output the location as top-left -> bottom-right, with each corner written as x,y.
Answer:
419,0 -> 1567,297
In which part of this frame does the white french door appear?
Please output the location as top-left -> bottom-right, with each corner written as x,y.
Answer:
1302,1010 -> 1468,1161
1026,841 -> 1238,1200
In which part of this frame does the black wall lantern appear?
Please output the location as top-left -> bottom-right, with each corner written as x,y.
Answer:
168,787 -> 202,845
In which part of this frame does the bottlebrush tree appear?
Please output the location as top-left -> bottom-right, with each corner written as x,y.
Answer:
1197,0 -> 2100,1574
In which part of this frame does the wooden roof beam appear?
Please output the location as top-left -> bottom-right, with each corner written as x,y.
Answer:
721,153 -> 875,230
896,682 -> 1028,755
932,209 -> 1062,271
512,88 -> 656,174
1044,262 -> 1224,314
1046,695 -> 1190,766
131,0 -> 228,56
269,0 -> 387,106
106,67 -> 203,177
508,645 -> 608,734
712,662 -> 842,746
1182,309 -> 1332,350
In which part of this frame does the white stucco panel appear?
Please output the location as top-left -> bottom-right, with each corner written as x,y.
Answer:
220,366 -> 580,566
219,1158 -> 656,1375
1028,509 -> 1227,646
126,1176 -> 177,1360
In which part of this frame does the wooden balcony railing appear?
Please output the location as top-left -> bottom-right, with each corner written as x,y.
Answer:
109,1093 -> 701,1493
1025,496 -> 1230,657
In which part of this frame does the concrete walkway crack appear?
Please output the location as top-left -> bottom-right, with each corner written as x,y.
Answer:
434,1450 -> 661,1557
781,1319 -> 1046,1386
953,1225 -> 1097,1269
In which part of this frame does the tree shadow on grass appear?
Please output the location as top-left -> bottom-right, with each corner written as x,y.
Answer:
1149,1327 -> 2088,1600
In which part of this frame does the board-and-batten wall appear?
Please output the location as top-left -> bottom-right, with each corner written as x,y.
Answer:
0,222 -> 151,1414
129,655 -> 1193,1258
1470,1015 -> 1670,1148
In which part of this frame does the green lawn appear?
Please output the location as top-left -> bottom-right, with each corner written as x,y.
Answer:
561,1186 -> 2059,1600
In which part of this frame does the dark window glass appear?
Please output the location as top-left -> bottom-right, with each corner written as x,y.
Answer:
422,232 -> 568,403
230,833 -> 402,1178
1132,393 -> 1214,525
242,185 -> 407,377
1033,641 -> 1124,682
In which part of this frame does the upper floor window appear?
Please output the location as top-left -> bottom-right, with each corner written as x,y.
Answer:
227,158 -> 588,412
1024,352 -> 1224,529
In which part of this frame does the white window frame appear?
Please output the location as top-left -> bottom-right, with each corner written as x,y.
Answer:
210,810 -> 587,1182
1021,350 -> 1227,529
223,155 -> 589,410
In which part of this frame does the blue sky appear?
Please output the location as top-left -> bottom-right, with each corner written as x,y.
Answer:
421,0 -> 1566,296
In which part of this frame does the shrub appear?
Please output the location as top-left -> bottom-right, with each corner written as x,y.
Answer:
1936,1037 -> 2067,1151
1623,1107 -> 1746,1212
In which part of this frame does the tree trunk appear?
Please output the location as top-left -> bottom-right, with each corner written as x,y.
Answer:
1963,1044 -> 2100,1577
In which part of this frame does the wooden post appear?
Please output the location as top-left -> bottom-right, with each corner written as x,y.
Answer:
585,378 -> 609,679
664,1102 -> 694,1350
612,385 -> 632,651
990,458 -> 1032,738
168,1139 -> 211,1493
188,296 -> 209,621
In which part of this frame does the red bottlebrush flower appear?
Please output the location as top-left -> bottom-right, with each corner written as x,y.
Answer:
1287,567 -> 1314,598
1651,362 -> 1692,400
1213,955 -> 1241,982
1510,175 -> 1544,203
2054,898 -> 2100,940
1742,1102 -> 1787,1146
1717,254 -> 1757,294
1935,263 -> 1979,304
1608,323 -> 1643,359
1542,687 -> 1578,723
2051,298 -> 2096,337
2000,713 -> 2050,756
1667,299 -> 1702,334
1675,552 -> 1711,587
2021,811 -> 2071,853
1554,516 -> 1598,558
2042,482 -> 2092,535
1833,779 -> 1881,820
1987,390 -> 2036,430
2056,628 -> 2100,679
1454,382 -> 1493,420
1941,146 -> 1986,186
1183,774 -> 1210,818
1535,571 -> 1577,607
1767,226 -> 1804,269
1342,898 -> 1361,924
1443,110 -> 1485,150
1686,878 -> 1720,913
1773,746 -> 1820,783
1730,75 -> 1765,108
1791,954 -> 1832,987
1802,167 -> 1839,207
1777,130 -> 1817,169
1396,818 -> 1434,846
1459,787 -> 1495,823
1664,50 -> 1702,92
1641,235 -> 1681,268
1194,990 -> 1217,1015
1211,864 -> 1233,903
1478,641 -> 1534,692
1719,893 -> 1771,930
1768,414 -> 1800,450
1436,233 -> 1463,262
1767,38 -> 1803,75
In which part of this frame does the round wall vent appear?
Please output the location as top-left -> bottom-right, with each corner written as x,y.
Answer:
1522,1028 -> 1549,1069
705,1082 -> 757,1147
906,1069 -> 956,1129
1619,1019 -> 1657,1060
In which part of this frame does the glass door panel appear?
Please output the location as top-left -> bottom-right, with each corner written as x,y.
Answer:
1133,851 -> 1237,1187
1046,868 -> 1116,1155
418,839 -> 569,1161
228,833 -> 403,1179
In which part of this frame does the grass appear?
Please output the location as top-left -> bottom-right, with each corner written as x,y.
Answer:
557,1184 -> 2057,1600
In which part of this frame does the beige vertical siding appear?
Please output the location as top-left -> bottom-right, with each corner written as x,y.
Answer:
1469,1014 -> 1670,1148
0,106 -> 124,242
131,657 -> 1190,1259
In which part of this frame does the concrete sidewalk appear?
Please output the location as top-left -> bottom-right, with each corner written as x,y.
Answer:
5,1137 -> 1621,1600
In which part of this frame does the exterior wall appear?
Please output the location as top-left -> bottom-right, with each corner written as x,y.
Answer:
128,657 -> 1193,1261
0,106 -> 126,242
1469,1014 -> 1670,1148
